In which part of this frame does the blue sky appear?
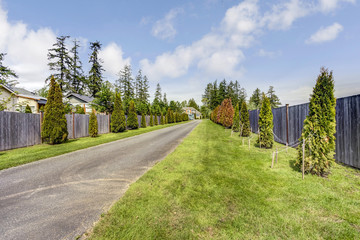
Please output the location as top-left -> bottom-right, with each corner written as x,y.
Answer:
0,0 -> 359,105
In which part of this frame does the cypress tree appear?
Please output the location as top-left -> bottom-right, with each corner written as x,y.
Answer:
165,113 -> 168,124
149,112 -> 154,126
296,68 -> 336,176
89,108 -> 98,137
41,76 -> 68,144
154,114 -> 158,125
240,101 -> 251,137
111,91 -> 126,133
25,104 -> 32,113
160,112 -> 164,125
127,100 -> 138,129
257,94 -> 273,148
141,112 -> 146,128
232,103 -> 240,132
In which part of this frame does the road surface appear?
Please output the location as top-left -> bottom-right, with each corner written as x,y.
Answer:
0,120 -> 199,240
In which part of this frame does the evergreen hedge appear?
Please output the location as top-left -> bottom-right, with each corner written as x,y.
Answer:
257,94 -> 273,148
41,76 -> 68,144
232,103 -> 240,132
154,114 -> 158,125
149,112 -> 154,126
127,100 -> 138,129
141,113 -> 146,128
240,101 -> 251,137
111,91 -> 126,133
89,109 -> 98,137
160,112 -> 164,125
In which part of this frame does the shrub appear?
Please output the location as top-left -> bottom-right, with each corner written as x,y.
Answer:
89,108 -> 98,137
232,103 -> 240,132
257,94 -> 273,148
296,67 -> 336,176
25,104 -> 32,113
221,98 -> 234,128
141,113 -> 146,128
194,113 -> 197,120
165,113 -> 168,124
154,114 -> 158,125
111,91 -> 126,133
240,101 -> 251,137
160,112 -> 164,125
127,100 -> 138,129
149,112 -> 154,126
167,108 -> 173,123
41,76 -> 68,144
75,105 -> 85,114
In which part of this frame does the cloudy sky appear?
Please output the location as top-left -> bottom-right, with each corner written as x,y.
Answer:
0,0 -> 359,105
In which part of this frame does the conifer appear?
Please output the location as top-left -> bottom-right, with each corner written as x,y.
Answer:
154,114 -> 158,125
141,113 -> 146,128
41,76 -> 68,144
127,100 -> 138,129
232,103 -> 240,132
240,101 -> 251,137
160,112 -> 164,125
149,112 -> 154,126
25,104 -> 32,113
89,108 -> 98,137
111,91 -> 126,133
296,68 -> 336,176
257,94 -> 273,148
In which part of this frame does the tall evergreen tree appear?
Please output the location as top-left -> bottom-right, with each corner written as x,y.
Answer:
141,113 -> 146,128
0,53 -> 18,86
88,41 -> 104,97
69,39 -> 86,94
111,91 -> 126,132
117,65 -> 134,113
92,81 -> 114,114
218,79 -> 227,103
296,68 -> 336,176
188,98 -> 199,110
249,88 -> 262,109
89,108 -> 98,137
154,114 -> 158,125
47,36 -> 72,92
257,94 -> 273,148
41,76 -> 68,144
127,100 -> 138,129
153,83 -> 162,110
149,112 -> 154,126
160,112 -> 164,125
232,103 -> 240,132
163,93 -> 168,109
240,101 -> 251,137
267,86 -> 281,108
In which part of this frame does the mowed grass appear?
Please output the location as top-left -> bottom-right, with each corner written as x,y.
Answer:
0,122 -> 186,170
89,119 -> 360,240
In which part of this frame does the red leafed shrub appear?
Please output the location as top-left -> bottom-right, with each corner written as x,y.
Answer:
210,98 -> 234,128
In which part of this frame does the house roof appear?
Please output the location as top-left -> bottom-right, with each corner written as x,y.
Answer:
1,84 -> 47,102
65,93 -> 94,103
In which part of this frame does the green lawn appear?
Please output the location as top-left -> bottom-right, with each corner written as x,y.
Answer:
0,122 -> 186,170
89,119 -> 360,239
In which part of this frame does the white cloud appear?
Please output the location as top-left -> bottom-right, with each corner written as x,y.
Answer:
319,0 -> 356,12
151,8 -> 183,40
257,49 -> 281,58
99,42 -> 131,79
0,3 -> 56,90
306,22 -> 343,44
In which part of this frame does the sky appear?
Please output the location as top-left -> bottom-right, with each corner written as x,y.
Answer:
0,0 -> 359,106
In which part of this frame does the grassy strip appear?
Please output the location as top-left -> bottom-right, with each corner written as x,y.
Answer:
0,122 -> 187,170
89,119 -> 360,239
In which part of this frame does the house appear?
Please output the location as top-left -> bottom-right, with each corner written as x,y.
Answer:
182,107 -> 201,120
65,93 -> 94,114
0,84 -> 47,112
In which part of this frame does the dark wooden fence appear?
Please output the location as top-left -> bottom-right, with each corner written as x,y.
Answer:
0,113 -> 162,151
248,94 -> 360,169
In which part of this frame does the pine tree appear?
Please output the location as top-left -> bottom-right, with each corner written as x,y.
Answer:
92,81 -> 114,114
89,108 -> 98,137
257,94 -> 273,148
0,53 -> 18,86
267,86 -> 281,108
153,83 -> 162,110
250,88 -> 262,109
160,112 -> 164,125
47,36 -> 72,92
117,65 -> 134,113
154,114 -> 158,125
296,68 -> 336,176
240,101 -> 251,137
111,91 -> 126,133
69,39 -> 86,94
88,41 -> 104,97
41,76 -> 68,144
149,112 -> 154,126
141,113 -> 146,128
232,103 -> 240,132
127,100 -> 138,129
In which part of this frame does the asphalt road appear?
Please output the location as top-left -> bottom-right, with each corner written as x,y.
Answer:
0,120 -> 200,240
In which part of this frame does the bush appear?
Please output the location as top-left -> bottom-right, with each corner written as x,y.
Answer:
141,113 -> 146,128
41,76 -> 68,144
160,112 -> 164,125
232,103 -> 240,132
154,114 -> 158,125
240,101 -> 251,137
167,108 -> 173,123
75,105 -> 85,114
165,113 -> 168,124
127,100 -> 138,129
89,109 -> 98,137
257,94 -> 273,148
111,91 -> 126,133
296,67 -> 336,176
149,112 -> 154,126
25,104 -> 32,113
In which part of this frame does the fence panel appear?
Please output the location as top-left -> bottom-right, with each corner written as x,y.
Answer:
272,107 -> 287,144
74,114 -> 89,138
249,109 -> 259,133
288,103 -> 309,146
97,115 -> 110,134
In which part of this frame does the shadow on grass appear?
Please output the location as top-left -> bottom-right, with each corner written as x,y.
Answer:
288,159 -> 300,172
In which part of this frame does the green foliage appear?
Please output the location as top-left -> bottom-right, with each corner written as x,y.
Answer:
187,98 -> 199,110
267,86 -> 281,108
154,114 -> 158,126
0,53 -> 18,86
167,108 -> 174,123
127,100 -> 138,129
296,68 -> 336,176
89,109 -> 98,137
194,113 -> 197,120
240,101 -> 251,137
165,113 -> 168,124
25,104 -> 32,113
257,94 -> 273,148
141,113 -> 146,128
88,41 -> 104,97
232,103 -> 240,132
249,88 -> 262,110
117,65 -> 134,113
149,112 -> 154,126
160,112 -> 164,125
41,76 -> 68,144
74,105 -> 85,114
69,39 -> 86,94
92,81 -> 114,114
111,91 -> 126,133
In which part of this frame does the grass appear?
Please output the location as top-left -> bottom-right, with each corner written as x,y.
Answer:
0,122 -> 187,170
88,119 -> 360,239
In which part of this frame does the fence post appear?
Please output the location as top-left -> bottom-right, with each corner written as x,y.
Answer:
72,112 -> 75,139
302,139 -> 305,180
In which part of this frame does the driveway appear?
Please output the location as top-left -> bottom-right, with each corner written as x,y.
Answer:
0,120 -> 200,240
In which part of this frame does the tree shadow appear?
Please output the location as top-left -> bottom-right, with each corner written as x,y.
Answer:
288,159 -> 300,172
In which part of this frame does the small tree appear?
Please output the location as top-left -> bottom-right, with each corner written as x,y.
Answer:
221,98 -> 234,128
141,113 -> 146,128
165,113 -> 168,124
232,103 -> 240,132
154,114 -> 158,125
41,76 -> 68,144
127,100 -> 138,129
296,68 -> 336,176
240,101 -> 251,137
25,104 -> 32,113
89,109 -> 98,137
111,91 -> 126,133
149,112 -> 154,126
160,112 -> 164,125
257,94 -> 273,148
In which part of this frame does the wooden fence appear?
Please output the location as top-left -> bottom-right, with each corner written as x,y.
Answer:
0,113 -> 162,151
248,94 -> 360,169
